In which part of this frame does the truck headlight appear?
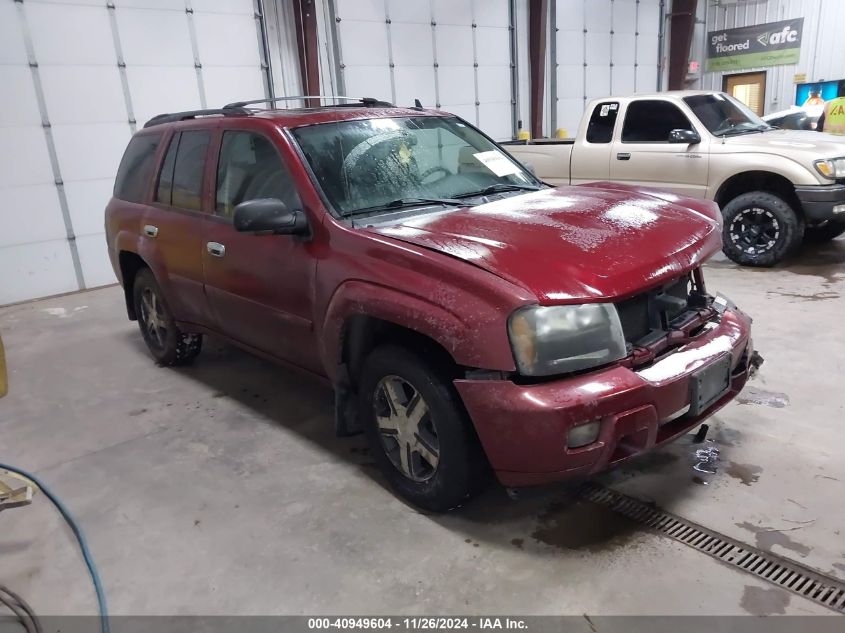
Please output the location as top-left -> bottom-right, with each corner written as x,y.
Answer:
508,304 -> 628,376
814,158 -> 845,179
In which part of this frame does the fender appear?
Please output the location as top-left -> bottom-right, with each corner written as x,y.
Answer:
320,280 -> 517,383
707,155 -> 821,202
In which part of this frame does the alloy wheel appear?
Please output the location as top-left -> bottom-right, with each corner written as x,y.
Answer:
140,287 -> 167,351
373,375 -> 440,482
729,207 -> 781,255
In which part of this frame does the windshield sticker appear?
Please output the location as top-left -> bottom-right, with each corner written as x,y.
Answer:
472,150 -> 521,177
600,105 -> 610,116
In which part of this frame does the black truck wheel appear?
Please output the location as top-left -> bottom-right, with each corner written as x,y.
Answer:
722,191 -> 804,266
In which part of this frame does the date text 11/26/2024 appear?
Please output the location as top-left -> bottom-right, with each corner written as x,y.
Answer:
307,618 -> 528,630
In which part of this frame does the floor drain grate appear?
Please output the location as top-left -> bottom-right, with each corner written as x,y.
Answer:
579,482 -> 845,614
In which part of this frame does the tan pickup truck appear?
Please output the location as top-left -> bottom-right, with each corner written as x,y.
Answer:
504,90 -> 845,266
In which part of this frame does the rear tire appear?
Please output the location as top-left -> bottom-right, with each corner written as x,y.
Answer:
132,268 -> 202,366
803,219 -> 845,243
358,345 -> 488,512
722,191 -> 804,266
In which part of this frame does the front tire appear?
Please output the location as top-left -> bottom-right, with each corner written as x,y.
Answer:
722,191 -> 804,266
358,345 -> 488,512
132,268 -> 202,366
803,219 -> 845,243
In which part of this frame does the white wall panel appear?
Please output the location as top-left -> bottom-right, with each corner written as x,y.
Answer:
27,3 -> 114,65
0,241 -> 79,306
394,67 -> 437,108
0,67 -> 42,127
0,128 -> 55,189
65,180 -> 115,238
0,2 -> 28,65
76,233 -> 115,289
52,123 -> 131,184
0,185 -> 67,249
128,66 -> 202,126
116,9 -> 194,66
39,66 -> 127,125
329,0 -> 515,139
2,0 -> 273,304
554,0 -> 662,136
193,13 -> 261,68
202,67 -> 265,109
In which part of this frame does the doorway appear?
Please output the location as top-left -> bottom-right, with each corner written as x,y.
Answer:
723,72 -> 767,115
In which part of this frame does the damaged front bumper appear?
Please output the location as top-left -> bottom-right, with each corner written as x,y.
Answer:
455,307 -> 754,487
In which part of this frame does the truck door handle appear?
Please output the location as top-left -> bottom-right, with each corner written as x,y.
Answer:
143,225 -> 159,237
616,153 -> 631,161
206,242 -> 226,258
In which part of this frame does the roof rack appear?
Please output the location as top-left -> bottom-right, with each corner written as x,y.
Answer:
223,95 -> 394,109
143,96 -> 397,128
143,107 -> 249,128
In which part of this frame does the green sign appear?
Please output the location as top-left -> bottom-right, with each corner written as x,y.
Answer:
706,18 -> 803,72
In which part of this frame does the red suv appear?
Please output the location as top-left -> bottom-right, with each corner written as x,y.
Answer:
106,98 -> 755,511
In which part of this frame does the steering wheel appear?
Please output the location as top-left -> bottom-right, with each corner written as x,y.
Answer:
418,166 -> 451,184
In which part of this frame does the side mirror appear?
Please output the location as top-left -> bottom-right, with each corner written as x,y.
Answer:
668,129 -> 701,144
233,198 -> 309,236
522,161 -> 536,176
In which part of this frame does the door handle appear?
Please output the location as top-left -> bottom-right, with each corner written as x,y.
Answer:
206,241 -> 226,258
143,225 -> 159,237
616,153 -> 631,161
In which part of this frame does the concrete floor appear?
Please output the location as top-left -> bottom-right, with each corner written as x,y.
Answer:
1,238 -> 844,617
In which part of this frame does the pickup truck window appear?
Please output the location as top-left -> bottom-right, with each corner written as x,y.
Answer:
215,131 -> 300,218
114,133 -> 161,203
622,100 -> 694,143
292,116 -> 537,217
586,102 -> 619,144
155,131 -> 211,211
683,93 -> 770,137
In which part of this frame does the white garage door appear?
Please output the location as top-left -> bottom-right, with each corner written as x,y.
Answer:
329,0 -> 516,141
553,0 -> 662,136
0,0 -> 269,306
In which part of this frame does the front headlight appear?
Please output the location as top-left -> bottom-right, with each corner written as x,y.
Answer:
814,158 -> 845,179
508,304 -> 628,376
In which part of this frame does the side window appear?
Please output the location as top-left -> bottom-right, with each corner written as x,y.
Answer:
215,131 -> 300,218
155,133 -> 179,205
622,101 -> 694,143
586,102 -> 619,144
171,131 -> 210,211
114,134 -> 161,203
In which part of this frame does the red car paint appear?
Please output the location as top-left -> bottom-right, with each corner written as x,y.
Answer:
106,106 -> 753,487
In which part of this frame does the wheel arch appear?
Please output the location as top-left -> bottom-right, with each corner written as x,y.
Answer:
118,250 -> 150,320
713,171 -> 803,216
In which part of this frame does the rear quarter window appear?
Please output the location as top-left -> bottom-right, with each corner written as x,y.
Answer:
114,134 -> 162,203
586,102 -> 619,144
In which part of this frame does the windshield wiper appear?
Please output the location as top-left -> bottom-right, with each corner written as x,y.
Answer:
454,183 -> 540,198
715,124 -> 772,138
343,197 -> 466,218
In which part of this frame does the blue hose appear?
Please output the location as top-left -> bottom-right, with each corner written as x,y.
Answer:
0,462 -> 109,633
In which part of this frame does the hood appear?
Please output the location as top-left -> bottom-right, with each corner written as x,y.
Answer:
720,129 -> 845,159
364,186 -> 722,303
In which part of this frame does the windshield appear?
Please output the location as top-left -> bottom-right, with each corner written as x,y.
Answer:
684,93 -> 770,137
291,116 -> 538,217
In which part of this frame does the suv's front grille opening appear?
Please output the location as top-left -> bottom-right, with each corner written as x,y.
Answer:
616,271 -> 709,349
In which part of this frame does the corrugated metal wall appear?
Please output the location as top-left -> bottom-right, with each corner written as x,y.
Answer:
695,0 -> 844,114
